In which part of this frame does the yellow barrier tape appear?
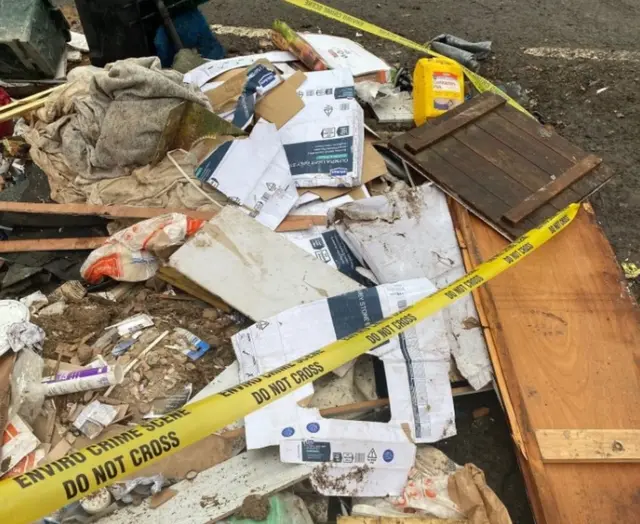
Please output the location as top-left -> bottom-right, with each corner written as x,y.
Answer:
283,0 -> 532,116
0,204 -> 580,523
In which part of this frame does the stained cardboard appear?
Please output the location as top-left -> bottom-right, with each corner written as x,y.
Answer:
297,139 -> 387,201
255,71 -> 306,128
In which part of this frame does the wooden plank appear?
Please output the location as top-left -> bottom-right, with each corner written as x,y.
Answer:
157,267 -> 231,312
396,150 -> 535,239
536,429 -> 640,463
494,107 -> 615,198
504,155 -> 602,224
456,202 -> 640,524
498,104 -> 587,162
168,205 -> 362,321
405,93 -> 505,153
451,206 -> 527,458
0,201 -> 219,220
0,237 -> 108,253
455,124 -> 582,208
274,214 -> 326,232
476,112 -> 574,177
0,201 -> 325,232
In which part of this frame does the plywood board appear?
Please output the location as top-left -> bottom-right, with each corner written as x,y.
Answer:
536,429 -> 640,463
452,202 -> 640,524
390,93 -> 614,239
169,206 -> 362,320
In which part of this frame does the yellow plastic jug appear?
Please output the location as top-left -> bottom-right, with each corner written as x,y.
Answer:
413,57 -> 465,125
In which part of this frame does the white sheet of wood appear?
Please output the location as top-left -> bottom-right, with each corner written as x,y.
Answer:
169,206 -> 362,320
330,186 -> 492,389
98,448 -> 313,523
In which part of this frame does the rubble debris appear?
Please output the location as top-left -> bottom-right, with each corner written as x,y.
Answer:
169,329 -> 211,361
80,488 -> 113,515
235,494 -> 271,521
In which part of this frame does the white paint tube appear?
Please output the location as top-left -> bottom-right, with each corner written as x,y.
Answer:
40,365 -> 123,396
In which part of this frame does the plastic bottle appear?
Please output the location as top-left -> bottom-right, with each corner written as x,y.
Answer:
413,57 -> 465,125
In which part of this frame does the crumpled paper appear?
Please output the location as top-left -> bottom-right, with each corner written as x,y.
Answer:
6,322 -> 45,353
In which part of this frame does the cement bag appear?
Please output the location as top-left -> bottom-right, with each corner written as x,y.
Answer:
81,213 -> 204,283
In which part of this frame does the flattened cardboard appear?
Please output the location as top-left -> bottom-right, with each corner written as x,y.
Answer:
255,71 -> 306,128
298,139 -> 387,201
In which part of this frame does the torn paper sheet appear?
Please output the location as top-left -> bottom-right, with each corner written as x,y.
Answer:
329,185 -> 492,389
184,51 -> 297,87
232,279 -> 455,448
73,401 -> 119,439
301,33 -> 392,82
280,409 -> 415,497
279,69 -> 365,188
195,121 -> 298,230
5,446 -> 46,478
0,415 -> 40,476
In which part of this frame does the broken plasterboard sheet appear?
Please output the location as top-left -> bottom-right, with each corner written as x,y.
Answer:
372,91 -> 414,124
96,448 -> 313,524
280,409 -> 416,497
279,69 -> 365,188
195,121 -> 298,230
169,205 -> 362,321
301,33 -> 392,83
183,51 -> 297,87
329,185 -> 492,390
232,279 -> 455,448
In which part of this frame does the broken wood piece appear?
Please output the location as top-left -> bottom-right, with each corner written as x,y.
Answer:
103,331 -> 169,398
148,488 -> 178,509
274,214 -> 326,231
503,154 -> 602,224
157,267 -> 231,312
0,201 -> 325,232
0,237 -> 108,253
536,429 -> 640,463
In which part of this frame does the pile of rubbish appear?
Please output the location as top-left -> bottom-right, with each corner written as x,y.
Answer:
0,4 -> 617,524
